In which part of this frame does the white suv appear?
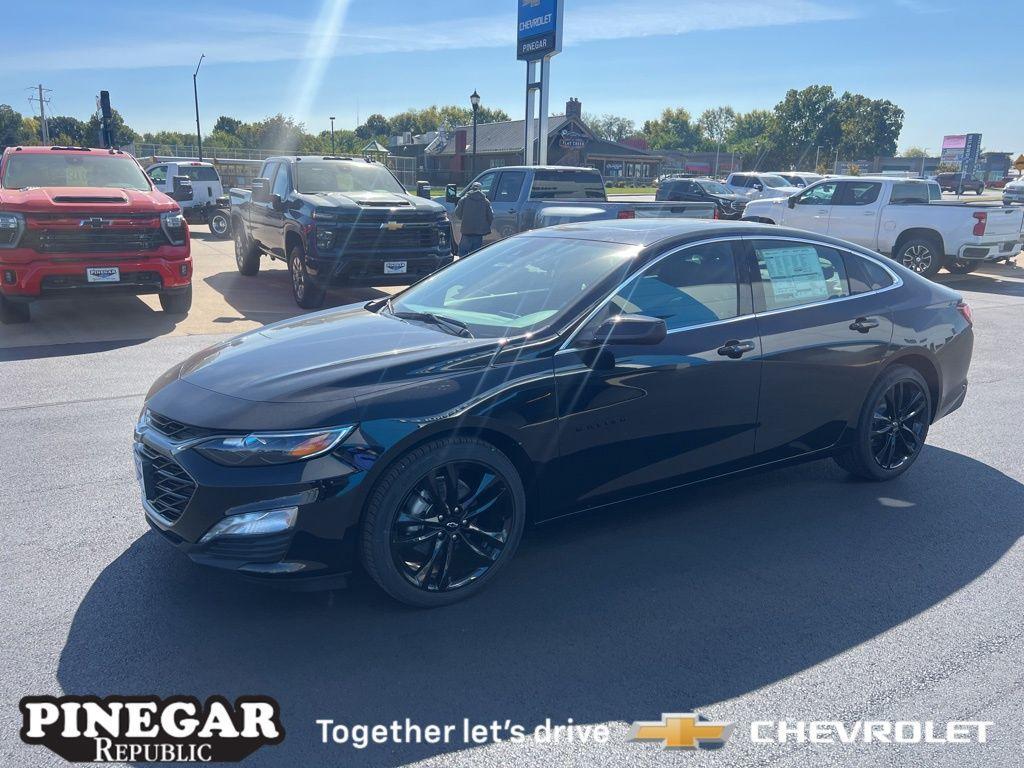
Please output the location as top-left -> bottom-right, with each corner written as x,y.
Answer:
724,172 -> 802,200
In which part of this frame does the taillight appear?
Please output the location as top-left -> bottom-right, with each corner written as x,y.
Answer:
972,211 -> 987,236
957,299 -> 973,325
616,210 -> 635,220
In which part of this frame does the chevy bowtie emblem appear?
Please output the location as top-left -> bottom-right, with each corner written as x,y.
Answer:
80,217 -> 111,229
627,713 -> 734,750
382,221 -> 404,231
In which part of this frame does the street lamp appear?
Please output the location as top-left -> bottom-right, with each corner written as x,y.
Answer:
329,116 -> 336,155
193,54 -> 205,161
470,90 -> 480,179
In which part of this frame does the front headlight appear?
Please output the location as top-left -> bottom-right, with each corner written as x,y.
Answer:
161,210 -> 187,245
315,228 -> 335,251
0,212 -> 25,248
193,426 -> 354,467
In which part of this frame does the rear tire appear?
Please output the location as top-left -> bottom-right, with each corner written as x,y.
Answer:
233,224 -> 260,276
834,364 -> 931,481
0,294 -> 30,324
360,437 -> 526,608
946,260 -> 979,275
289,242 -> 326,309
895,236 -> 944,279
159,284 -> 192,314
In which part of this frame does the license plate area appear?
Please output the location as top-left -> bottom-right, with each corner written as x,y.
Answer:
86,267 -> 120,283
384,261 -> 407,275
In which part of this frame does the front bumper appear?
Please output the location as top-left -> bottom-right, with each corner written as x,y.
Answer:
307,250 -> 455,286
134,418 -> 378,584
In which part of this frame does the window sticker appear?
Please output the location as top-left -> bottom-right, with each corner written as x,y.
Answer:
759,246 -> 828,304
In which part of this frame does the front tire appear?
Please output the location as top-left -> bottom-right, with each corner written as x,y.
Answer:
289,243 -> 326,309
233,224 -> 260,276
159,284 -> 192,314
360,437 -> 526,607
896,236 -> 944,279
834,364 -> 931,481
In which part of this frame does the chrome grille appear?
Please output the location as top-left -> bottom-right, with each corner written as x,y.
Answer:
138,444 -> 195,523
23,227 -> 167,254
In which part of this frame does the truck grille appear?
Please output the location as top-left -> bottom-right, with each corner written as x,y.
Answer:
138,444 -> 196,524
23,227 -> 167,253
338,226 -> 436,251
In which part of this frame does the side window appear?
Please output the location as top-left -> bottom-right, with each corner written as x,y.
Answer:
147,166 -> 167,185
844,252 -> 895,294
891,182 -> 930,204
752,240 -> 850,311
475,172 -> 497,200
261,162 -> 279,190
839,181 -> 881,206
272,163 -> 291,198
493,171 -> 525,202
588,241 -> 740,333
796,182 -> 838,205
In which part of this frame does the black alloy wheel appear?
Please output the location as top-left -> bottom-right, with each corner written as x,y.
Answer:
361,437 -> 526,607
233,225 -> 260,275
869,380 -> 929,471
834,364 -> 931,481
390,461 -> 514,593
289,243 -> 326,309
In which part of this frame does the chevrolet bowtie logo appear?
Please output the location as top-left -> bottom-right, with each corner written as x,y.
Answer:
382,221 -> 404,231
80,217 -> 111,229
627,713 -> 734,750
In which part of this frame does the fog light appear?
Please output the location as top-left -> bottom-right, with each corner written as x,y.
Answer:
199,506 -> 298,543
315,229 -> 335,251
3,270 -> 14,284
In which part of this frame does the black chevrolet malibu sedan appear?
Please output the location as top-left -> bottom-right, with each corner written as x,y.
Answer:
135,220 -> 973,606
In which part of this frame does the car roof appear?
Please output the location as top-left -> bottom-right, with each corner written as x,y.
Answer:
522,219 -> 814,247
5,146 -> 132,157
479,165 -> 597,173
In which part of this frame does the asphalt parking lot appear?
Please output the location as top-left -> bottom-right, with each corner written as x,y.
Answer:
2,240 -> 1023,767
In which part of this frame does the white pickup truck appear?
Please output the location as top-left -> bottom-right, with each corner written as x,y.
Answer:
743,176 -> 1024,278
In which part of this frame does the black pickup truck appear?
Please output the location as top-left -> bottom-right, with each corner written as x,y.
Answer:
230,156 -> 454,307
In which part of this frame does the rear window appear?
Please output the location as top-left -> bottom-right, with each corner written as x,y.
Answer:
891,182 -> 931,204
529,170 -> 605,200
2,153 -> 152,191
177,165 -> 220,182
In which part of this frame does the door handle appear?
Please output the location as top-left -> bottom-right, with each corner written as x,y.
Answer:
849,317 -> 879,333
717,339 -> 756,358
863,211 -> 876,216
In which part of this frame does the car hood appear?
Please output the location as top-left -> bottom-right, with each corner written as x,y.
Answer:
0,186 -> 177,214
161,304 -> 500,405
297,190 -> 444,214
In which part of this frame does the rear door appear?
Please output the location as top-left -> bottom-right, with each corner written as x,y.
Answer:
744,237 -> 895,462
827,180 -> 883,248
179,164 -> 222,205
489,170 -> 526,241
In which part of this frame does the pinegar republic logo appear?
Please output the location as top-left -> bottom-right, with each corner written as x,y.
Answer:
19,695 -> 285,763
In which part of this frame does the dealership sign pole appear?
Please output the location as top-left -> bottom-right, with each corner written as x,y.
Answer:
518,0 -> 563,166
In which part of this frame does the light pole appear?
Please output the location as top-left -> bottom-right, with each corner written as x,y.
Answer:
470,89 -> 480,180
193,54 -> 205,161
329,116 -> 336,155
814,145 -> 822,170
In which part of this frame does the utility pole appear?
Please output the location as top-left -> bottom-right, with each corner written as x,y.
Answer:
330,116 -> 336,154
28,84 -> 51,145
193,54 -> 205,161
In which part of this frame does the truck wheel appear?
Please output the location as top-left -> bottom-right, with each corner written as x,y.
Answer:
0,295 -> 30,324
233,226 -> 260,276
896,237 -> 944,279
209,212 -> 230,239
289,243 -> 326,309
946,260 -> 979,275
975,185 -> 984,196
159,285 -> 192,314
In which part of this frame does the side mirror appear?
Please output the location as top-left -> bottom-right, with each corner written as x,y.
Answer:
753,183 -> 764,192
251,177 -> 270,202
593,314 -> 667,346
788,196 -> 797,209
171,176 -> 193,202
416,181 -> 432,199
445,184 -> 458,205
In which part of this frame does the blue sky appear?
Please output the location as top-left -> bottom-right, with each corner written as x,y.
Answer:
1,0 -> 1018,154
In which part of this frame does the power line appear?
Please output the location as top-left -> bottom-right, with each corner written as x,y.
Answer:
27,84 -> 52,145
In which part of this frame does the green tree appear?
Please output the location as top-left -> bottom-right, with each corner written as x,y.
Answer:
213,116 -> 242,136
697,106 -> 737,148
584,113 -> 637,142
86,109 -> 140,147
770,85 -> 842,168
835,92 -> 903,159
47,115 -> 88,145
0,105 -> 35,150
642,107 -> 703,150
900,146 -> 929,158
356,113 -> 391,140
251,114 -> 306,150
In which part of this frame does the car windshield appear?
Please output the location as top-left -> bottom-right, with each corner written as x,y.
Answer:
2,153 -> 152,191
761,175 -> 792,188
698,180 -> 732,195
389,236 -> 640,338
294,161 -> 405,194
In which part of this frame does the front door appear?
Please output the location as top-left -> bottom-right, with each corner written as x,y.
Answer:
745,237 -> 894,462
783,180 -> 838,233
251,161 -> 279,250
489,170 -> 526,241
552,239 -> 762,511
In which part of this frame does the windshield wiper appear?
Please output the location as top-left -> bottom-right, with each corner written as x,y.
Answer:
391,310 -> 474,338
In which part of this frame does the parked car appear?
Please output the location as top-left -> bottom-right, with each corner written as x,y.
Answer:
230,156 -> 454,308
742,176 -> 1024,277
655,177 -> 747,219
135,219 -> 973,606
444,167 -> 715,245
724,172 -> 803,200
0,146 -> 192,324
146,161 -> 230,238
935,172 -> 984,195
987,176 -> 1018,190
776,172 -> 824,187
1002,177 -> 1024,205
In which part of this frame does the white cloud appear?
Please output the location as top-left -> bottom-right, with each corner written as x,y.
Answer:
0,0 -> 857,72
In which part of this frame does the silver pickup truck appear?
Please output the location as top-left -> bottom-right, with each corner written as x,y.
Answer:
442,166 -> 715,244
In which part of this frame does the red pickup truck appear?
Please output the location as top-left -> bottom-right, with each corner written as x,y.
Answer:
0,146 -> 192,323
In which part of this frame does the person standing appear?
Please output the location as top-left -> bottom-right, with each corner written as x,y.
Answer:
454,181 -> 494,257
